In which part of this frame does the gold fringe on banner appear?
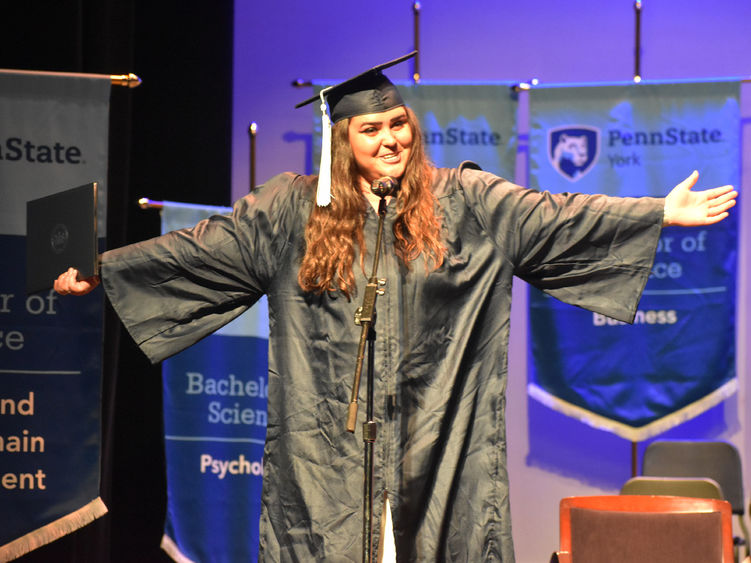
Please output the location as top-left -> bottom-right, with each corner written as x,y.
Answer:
527,378 -> 738,443
0,497 -> 108,563
161,534 -> 199,563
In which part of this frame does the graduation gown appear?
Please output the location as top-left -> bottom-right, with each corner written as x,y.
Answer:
100,162 -> 664,562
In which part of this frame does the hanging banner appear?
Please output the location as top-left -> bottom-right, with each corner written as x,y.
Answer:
313,83 -> 517,178
528,81 -> 739,441
0,71 -> 110,560
158,203 -> 268,563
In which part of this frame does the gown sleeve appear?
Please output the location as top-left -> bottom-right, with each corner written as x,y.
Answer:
458,162 -> 664,323
100,172 -> 309,363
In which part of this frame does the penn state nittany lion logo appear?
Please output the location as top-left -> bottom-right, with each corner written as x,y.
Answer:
548,126 -> 600,181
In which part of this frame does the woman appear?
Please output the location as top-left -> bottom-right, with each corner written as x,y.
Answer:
55,56 -> 736,562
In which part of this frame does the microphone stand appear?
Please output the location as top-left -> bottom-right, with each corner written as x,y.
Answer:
347,180 -> 394,563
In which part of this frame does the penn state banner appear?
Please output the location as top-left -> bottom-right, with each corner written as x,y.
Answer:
158,203 -> 268,563
313,83 -> 517,177
527,80 -> 739,441
0,70 -> 109,560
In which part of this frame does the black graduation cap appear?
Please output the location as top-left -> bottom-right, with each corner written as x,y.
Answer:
296,51 -> 417,206
296,51 -> 416,123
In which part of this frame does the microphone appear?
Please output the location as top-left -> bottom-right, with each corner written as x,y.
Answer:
370,177 -> 399,198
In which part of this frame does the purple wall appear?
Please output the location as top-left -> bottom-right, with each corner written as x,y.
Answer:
232,2 -> 751,561
233,0 -> 751,196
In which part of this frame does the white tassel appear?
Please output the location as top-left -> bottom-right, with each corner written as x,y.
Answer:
316,90 -> 332,207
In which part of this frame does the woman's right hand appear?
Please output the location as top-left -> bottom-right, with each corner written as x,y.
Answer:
53,267 -> 100,296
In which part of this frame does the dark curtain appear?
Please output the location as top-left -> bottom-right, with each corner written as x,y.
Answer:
0,2 -> 233,561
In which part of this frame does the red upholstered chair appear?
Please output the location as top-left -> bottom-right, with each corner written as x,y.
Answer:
550,495 -> 734,563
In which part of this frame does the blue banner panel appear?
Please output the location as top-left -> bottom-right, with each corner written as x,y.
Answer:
0,71 -> 109,559
0,235 -> 104,547
159,203 -> 268,563
161,335 -> 267,563
528,81 -> 739,440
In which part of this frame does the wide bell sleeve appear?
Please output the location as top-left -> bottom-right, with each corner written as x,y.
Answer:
459,163 -> 663,323
100,172 -> 310,363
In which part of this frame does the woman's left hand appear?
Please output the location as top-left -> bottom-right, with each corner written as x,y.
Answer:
663,171 -> 737,227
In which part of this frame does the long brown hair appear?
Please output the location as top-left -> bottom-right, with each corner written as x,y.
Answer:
298,106 -> 445,298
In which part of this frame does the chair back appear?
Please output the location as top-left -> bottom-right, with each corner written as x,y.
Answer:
621,475 -> 724,499
643,440 -> 744,514
557,495 -> 734,563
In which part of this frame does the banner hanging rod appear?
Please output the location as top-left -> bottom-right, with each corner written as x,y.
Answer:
634,0 -> 642,82
137,198 -> 233,214
110,73 -> 142,88
0,68 -> 141,88
249,122 -> 258,193
138,198 -> 163,210
511,75 -> 751,92
412,1 -> 421,83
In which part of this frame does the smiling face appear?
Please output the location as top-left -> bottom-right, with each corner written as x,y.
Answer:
347,106 -> 413,191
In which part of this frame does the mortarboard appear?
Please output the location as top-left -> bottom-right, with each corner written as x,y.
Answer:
296,51 -> 417,206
